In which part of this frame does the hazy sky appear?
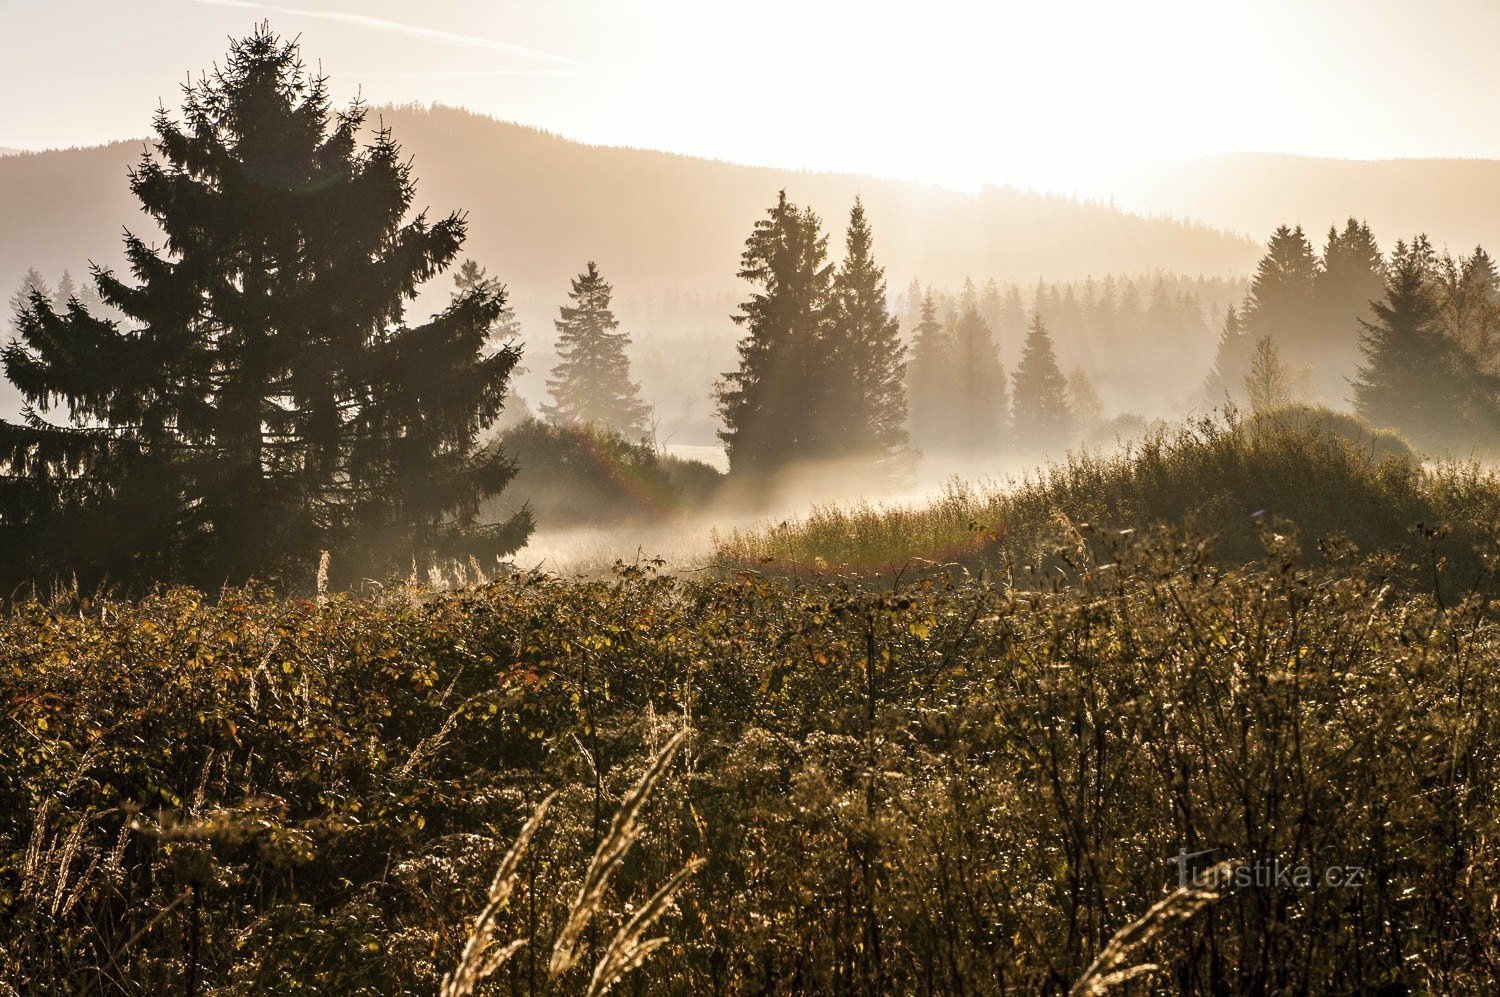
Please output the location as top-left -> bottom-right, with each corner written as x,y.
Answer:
4,0 -> 1500,192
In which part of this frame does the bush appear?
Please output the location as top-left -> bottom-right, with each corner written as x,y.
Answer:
1,538 -> 1497,991
481,418 -> 722,530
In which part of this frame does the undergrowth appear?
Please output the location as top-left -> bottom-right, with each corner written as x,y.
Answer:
2,521 -> 1498,992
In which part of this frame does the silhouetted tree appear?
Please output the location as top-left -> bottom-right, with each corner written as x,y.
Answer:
949,303 -> 1009,453
826,199 -> 908,470
907,288 -> 953,453
1011,314 -> 1074,450
717,190 -> 834,474
1436,246 -> 1500,374
544,261 -> 649,437
0,26 -> 529,589
1315,219 -> 1384,397
1244,225 -> 1320,385
1354,238 -> 1448,443
50,271 -> 77,313
7,269 -> 48,327
1204,303 -> 1253,406
454,260 -> 521,346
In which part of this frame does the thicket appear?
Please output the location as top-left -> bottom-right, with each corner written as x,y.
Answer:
483,418 -> 721,531
1,521 -> 1496,992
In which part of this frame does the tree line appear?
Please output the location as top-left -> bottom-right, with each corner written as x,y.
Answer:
1208,221 -> 1500,447
4,26 -> 1496,591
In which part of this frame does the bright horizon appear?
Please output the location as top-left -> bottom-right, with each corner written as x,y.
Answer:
4,0 -> 1500,195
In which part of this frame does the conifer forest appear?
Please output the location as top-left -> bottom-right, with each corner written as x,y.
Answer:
1,8 -> 1499,994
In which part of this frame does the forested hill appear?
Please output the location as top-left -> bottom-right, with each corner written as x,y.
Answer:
1109,152 -> 1500,255
0,106 -> 1258,437
0,104 -> 1255,309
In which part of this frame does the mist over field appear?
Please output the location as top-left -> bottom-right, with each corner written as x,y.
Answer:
2,3 -> 1499,993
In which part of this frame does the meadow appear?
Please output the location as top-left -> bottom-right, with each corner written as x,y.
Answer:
2,416 -> 1498,994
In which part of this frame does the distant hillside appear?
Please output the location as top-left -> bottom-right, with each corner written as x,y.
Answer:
0,105 -> 1259,438
1109,152 -> 1500,253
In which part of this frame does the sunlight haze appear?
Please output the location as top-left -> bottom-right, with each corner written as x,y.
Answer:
5,0 -> 1500,193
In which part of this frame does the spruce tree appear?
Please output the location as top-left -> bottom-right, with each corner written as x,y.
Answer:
1244,225 -> 1321,385
543,261 -> 650,436
0,26 -> 529,588
948,303 -> 1009,453
1353,237 -> 1447,444
716,190 -> 834,474
1204,303 -> 1253,406
7,269 -> 48,326
826,199 -> 908,468
1011,314 -> 1074,451
907,288 -> 954,453
51,271 -> 78,312
454,260 -> 521,345
1315,219 -> 1384,386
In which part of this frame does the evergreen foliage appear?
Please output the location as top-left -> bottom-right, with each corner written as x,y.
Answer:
1204,303 -> 1252,405
1314,219 -> 1384,396
947,303 -> 1009,453
716,191 -> 835,474
1242,225 -> 1320,391
543,261 -> 650,436
0,27 -> 529,589
906,288 -> 954,453
826,198 -> 908,469
1010,313 -> 1074,450
1355,237 -> 1500,450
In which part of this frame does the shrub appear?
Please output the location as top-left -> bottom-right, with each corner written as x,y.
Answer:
0,538 -> 1497,991
482,418 -> 722,530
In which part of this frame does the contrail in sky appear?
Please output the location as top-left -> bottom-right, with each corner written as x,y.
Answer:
185,0 -> 587,68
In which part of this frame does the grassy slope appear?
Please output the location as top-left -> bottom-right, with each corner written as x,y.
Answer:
716,410 -> 1499,583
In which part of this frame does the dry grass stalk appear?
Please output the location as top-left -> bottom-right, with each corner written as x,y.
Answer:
1069,860 -> 1236,996
549,726 -> 691,979
585,856 -> 706,997
439,791 -> 556,997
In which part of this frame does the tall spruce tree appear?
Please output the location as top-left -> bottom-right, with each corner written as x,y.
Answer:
1353,237 -> 1447,444
0,26 -> 529,588
948,303 -> 1009,453
543,261 -> 649,436
716,190 -> 834,474
826,199 -> 908,468
51,271 -> 78,313
1011,314 -> 1074,450
907,288 -> 954,453
1315,219 -> 1384,398
1244,225 -> 1321,386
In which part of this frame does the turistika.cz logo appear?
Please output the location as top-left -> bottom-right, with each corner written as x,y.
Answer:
1168,847 -> 1365,890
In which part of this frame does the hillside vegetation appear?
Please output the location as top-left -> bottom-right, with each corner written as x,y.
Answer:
716,410 -> 1498,581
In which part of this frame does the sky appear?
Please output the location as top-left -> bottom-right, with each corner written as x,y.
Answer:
4,0 -> 1500,193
